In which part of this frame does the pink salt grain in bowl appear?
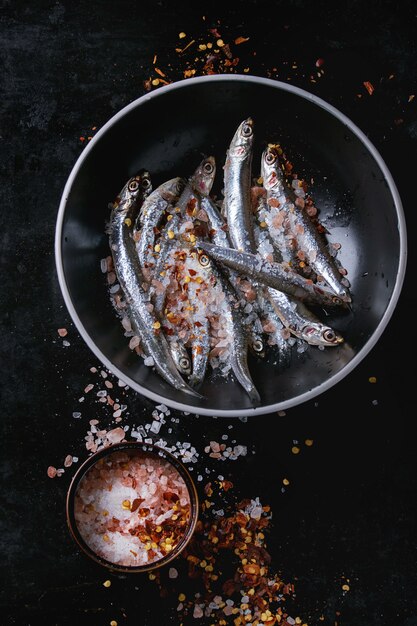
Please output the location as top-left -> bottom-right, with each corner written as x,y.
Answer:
66,442 -> 199,573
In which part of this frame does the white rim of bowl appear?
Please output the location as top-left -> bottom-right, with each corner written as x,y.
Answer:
55,74 -> 407,417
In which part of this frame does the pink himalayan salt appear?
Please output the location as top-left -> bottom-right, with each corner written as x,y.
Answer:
74,450 -> 191,567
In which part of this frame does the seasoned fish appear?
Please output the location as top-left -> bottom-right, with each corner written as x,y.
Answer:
135,177 -> 185,280
223,118 -> 256,253
261,145 -> 351,302
198,241 -> 345,309
108,172 -> 202,397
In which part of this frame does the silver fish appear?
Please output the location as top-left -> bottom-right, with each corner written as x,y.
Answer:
261,145 -> 351,303
108,173 -> 202,397
197,248 -> 261,404
266,287 -> 344,347
148,214 -> 181,316
223,118 -> 256,253
169,340 -> 192,377
177,156 -> 216,216
189,315 -> 210,388
198,194 -> 266,359
198,241 -> 345,309
135,177 -> 185,280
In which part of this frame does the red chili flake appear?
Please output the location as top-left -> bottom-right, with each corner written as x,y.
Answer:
79,137 -> 85,142
131,498 -> 145,512
315,58 -> 325,68
188,268 -> 197,276
209,28 -> 222,38
155,67 -> 166,78
363,81 -> 375,95
234,36 -> 249,45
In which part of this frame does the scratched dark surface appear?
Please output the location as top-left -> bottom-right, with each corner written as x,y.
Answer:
1,1 -> 417,625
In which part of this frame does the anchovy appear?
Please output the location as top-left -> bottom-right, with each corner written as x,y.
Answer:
223,118 -> 256,253
108,172 -> 202,397
177,156 -> 216,216
198,194 -> 266,358
148,214 -> 181,316
198,241 -> 345,309
256,290 -> 292,369
197,250 -> 260,404
135,177 -> 185,280
261,145 -> 351,303
189,315 -> 210,388
266,287 -> 344,347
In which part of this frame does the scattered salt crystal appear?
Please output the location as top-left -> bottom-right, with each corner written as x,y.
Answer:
73,456 -> 79,463
169,567 -> 178,579
105,380 -> 113,389
97,390 -> 107,397
193,605 -> 204,618
100,258 -> 108,273
100,370 -> 108,378
156,404 -> 168,413
144,356 -> 154,367
62,340 -> 70,347
150,420 -> 161,434
223,606 -> 234,616
106,427 -> 125,444
287,618 -> 296,625
241,595 -> 249,603
250,506 -> 263,520
56,468 -> 65,477
64,455 -> 73,468
47,466 -> 57,478
109,283 -> 120,294
84,384 -> 94,393
90,367 -> 98,373
57,328 -> 68,337
118,379 -> 127,387
78,397 -> 85,402
72,412 -> 82,419
113,409 -> 122,418
129,336 -> 140,350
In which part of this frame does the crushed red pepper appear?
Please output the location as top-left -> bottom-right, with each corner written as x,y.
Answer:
151,480 -> 306,625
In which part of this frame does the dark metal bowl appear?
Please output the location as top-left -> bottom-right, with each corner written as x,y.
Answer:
55,75 -> 407,416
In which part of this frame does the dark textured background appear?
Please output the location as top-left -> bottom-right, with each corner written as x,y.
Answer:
1,1 -> 416,625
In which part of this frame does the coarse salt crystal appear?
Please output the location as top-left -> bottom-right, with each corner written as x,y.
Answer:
169,567 -> 178,579
47,466 -> 57,478
64,455 -> 73,468
144,356 -> 154,367
57,328 -> 68,337
106,427 -> 125,444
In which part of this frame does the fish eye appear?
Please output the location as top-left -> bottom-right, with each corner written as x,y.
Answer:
265,151 -> 276,165
198,253 -> 210,267
203,161 -> 214,175
332,296 -> 342,306
179,357 -> 190,369
252,339 -> 264,353
128,178 -> 140,192
323,329 -> 336,342
241,123 -> 253,138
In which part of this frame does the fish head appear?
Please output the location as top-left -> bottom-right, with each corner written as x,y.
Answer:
261,145 -> 282,191
300,322 -> 344,347
170,341 -> 192,376
116,171 -> 152,211
249,336 -> 266,358
192,156 -> 216,196
228,117 -> 254,160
